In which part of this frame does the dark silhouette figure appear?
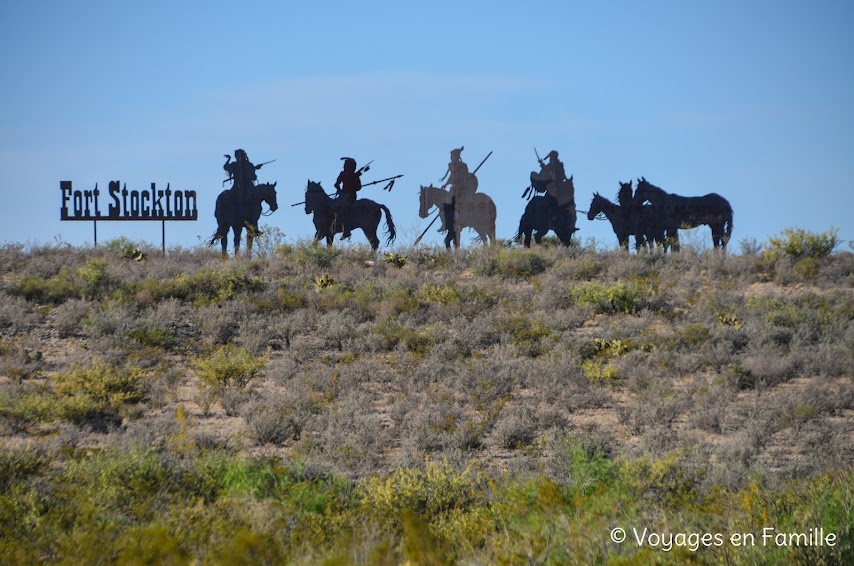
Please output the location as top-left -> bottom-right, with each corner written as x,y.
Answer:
334,157 -> 368,240
210,182 -> 278,257
223,149 -> 262,192
617,180 -> 668,250
516,174 -> 577,247
635,177 -> 733,250
530,150 -> 574,207
587,191 -> 663,251
304,180 -> 396,250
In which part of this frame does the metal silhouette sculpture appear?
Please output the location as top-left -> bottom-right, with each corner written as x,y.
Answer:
418,185 -> 496,247
210,182 -> 278,256
517,149 -> 577,247
211,149 -> 278,256
416,147 -> 494,248
635,177 -> 733,250
587,190 -> 664,251
515,175 -> 578,247
304,180 -> 396,250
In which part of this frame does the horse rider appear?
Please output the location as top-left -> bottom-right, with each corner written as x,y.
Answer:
438,146 -> 478,232
224,149 -> 265,194
531,150 -> 573,206
334,157 -> 367,239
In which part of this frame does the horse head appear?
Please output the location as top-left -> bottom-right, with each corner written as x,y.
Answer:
304,180 -> 327,214
588,192 -> 603,221
635,177 -> 663,205
258,181 -> 278,213
618,181 -> 633,206
418,186 -> 429,218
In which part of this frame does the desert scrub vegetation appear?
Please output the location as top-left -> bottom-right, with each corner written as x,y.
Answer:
0,233 -> 851,563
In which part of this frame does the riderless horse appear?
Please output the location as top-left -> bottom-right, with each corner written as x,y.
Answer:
635,177 -> 733,250
304,180 -> 396,250
515,176 -> 577,247
418,185 -> 497,248
587,192 -> 664,251
209,182 -> 278,257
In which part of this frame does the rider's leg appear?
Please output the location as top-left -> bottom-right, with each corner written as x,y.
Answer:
339,194 -> 355,239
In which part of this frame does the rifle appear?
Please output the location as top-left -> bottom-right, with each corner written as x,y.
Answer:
534,147 -> 544,167
256,159 -> 276,169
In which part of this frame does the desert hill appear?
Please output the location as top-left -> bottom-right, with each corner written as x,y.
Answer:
1,232 -> 851,563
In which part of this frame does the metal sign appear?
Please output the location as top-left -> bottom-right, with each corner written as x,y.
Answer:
60,180 -> 198,251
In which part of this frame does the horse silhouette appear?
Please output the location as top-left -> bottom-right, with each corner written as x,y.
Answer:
418,185 -> 497,248
635,177 -> 733,250
304,180 -> 396,250
587,192 -> 664,251
209,182 -> 278,257
516,175 -> 578,248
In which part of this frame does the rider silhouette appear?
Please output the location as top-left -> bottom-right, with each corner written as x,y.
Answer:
439,146 -> 478,233
224,149 -> 262,193
533,150 -> 573,207
223,149 -> 266,232
334,157 -> 367,239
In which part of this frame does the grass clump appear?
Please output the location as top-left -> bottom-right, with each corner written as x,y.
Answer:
475,248 -> 552,278
569,279 -> 647,314
193,344 -> 267,390
55,359 -> 147,409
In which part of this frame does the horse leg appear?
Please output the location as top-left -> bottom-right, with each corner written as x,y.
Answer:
367,227 -> 380,251
711,224 -> 722,249
233,226 -> 243,256
669,230 -> 681,252
534,230 -> 543,245
220,227 -> 229,256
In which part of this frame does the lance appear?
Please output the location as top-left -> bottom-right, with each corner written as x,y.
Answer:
291,189 -> 336,207
361,174 -> 403,191
415,150 -> 492,245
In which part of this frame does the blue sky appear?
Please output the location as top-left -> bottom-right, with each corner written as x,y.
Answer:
1,1 -> 852,250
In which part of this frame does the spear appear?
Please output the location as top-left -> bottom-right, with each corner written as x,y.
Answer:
361,174 -> 403,190
414,151 -> 492,245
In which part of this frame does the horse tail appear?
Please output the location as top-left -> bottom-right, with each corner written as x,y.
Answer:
514,214 -> 526,242
379,204 -> 397,246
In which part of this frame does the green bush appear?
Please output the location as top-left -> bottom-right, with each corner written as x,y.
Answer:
570,279 -> 646,314
76,258 -> 110,297
49,360 -> 147,427
9,269 -> 81,304
764,226 -> 839,261
475,248 -> 552,278
193,344 -> 267,390
293,239 -> 341,268
0,389 -> 64,433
